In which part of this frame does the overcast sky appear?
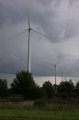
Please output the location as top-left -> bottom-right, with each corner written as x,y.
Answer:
0,0 -> 79,76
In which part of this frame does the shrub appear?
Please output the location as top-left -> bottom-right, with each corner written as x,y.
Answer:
7,94 -> 24,102
34,100 -> 46,107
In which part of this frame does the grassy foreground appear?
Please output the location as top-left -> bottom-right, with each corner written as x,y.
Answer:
0,102 -> 79,120
0,109 -> 79,120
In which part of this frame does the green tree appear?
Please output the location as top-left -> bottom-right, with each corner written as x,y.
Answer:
58,80 -> 74,98
11,71 -> 38,99
42,81 -> 54,99
76,82 -> 79,96
0,79 -> 8,97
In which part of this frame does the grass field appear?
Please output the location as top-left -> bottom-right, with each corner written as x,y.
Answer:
0,109 -> 79,120
0,102 -> 79,120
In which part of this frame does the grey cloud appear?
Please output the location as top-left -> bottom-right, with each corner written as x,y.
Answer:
69,0 -> 79,5
0,0 -> 79,42
34,0 -> 53,5
30,51 -> 79,76
56,53 -> 79,76
0,2 -> 6,27
0,0 -> 28,28
0,0 -> 79,76
30,0 -> 79,43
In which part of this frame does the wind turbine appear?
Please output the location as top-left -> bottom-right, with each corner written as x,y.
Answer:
8,10 -> 50,73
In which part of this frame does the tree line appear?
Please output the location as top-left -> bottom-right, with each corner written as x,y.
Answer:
0,71 -> 79,101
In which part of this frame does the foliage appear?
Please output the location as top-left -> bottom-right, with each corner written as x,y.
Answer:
58,80 -> 74,98
7,94 -> 24,102
42,81 -> 54,99
76,82 -> 79,96
1,103 -> 79,120
0,79 -> 8,97
34,100 -> 46,107
1,71 -> 79,101
32,86 -> 44,99
11,71 -> 38,99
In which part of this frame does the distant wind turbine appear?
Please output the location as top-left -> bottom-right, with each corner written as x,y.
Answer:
8,10 -> 50,73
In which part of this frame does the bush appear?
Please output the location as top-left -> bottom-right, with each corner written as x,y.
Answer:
34,100 -> 46,107
7,94 -> 24,102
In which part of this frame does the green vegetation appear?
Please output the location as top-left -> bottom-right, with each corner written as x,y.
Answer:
0,71 -> 79,100
0,102 -> 79,120
0,71 -> 79,119
0,109 -> 79,120
42,81 -> 55,99
0,79 -> 8,97
11,71 -> 38,99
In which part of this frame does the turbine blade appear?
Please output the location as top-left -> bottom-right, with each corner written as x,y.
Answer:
31,28 -> 50,40
8,29 -> 28,40
28,9 -> 30,28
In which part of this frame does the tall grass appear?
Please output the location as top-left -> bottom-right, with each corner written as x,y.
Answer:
0,101 -> 79,120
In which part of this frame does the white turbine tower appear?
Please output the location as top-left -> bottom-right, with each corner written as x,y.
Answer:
27,9 -> 31,72
8,10 -> 50,73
